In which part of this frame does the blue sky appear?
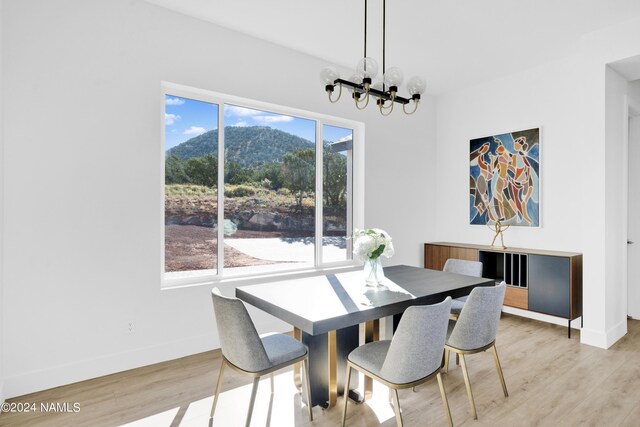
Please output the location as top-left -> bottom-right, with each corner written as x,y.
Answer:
165,95 -> 353,150
165,96 -> 218,149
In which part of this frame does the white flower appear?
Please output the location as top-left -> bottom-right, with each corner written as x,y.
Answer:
352,228 -> 394,261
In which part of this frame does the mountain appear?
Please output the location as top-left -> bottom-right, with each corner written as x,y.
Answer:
166,126 -> 314,167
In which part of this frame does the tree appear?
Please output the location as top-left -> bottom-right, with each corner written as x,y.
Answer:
323,147 -> 347,208
225,161 -> 254,185
165,154 -> 189,184
282,148 -> 315,208
185,154 -> 217,187
253,162 -> 284,189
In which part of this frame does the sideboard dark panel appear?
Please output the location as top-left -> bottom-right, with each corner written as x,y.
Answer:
528,255 -> 570,318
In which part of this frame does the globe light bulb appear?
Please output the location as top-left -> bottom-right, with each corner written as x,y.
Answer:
356,57 -> 379,79
320,66 -> 340,85
383,67 -> 404,88
406,76 -> 426,95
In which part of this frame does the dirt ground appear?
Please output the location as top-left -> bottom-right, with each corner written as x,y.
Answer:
164,224 -> 299,271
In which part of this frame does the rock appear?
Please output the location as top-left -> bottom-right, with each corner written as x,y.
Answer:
185,216 -> 202,226
248,212 -> 279,230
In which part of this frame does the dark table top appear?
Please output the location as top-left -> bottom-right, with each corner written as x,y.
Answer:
236,265 -> 495,335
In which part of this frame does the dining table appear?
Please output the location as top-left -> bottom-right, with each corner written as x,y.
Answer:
236,264 -> 495,408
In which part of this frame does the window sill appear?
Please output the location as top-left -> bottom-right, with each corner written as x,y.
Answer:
161,262 -> 362,291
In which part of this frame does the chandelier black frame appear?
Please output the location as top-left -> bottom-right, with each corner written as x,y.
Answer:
320,0 -> 425,116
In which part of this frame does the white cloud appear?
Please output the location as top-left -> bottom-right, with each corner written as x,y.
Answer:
253,115 -> 294,124
337,135 -> 353,143
224,105 -> 293,125
232,120 -> 248,127
225,105 -> 260,117
165,113 -> 181,125
165,97 -> 185,106
184,126 -> 207,136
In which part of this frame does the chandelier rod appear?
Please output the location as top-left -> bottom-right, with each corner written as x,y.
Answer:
382,0 -> 386,92
364,0 -> 367,60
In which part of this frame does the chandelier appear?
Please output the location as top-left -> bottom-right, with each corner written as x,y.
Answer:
320,0 -> 425,116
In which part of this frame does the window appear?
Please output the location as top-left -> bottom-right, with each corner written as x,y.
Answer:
162,83 -> 363,286
322,125 -> 353,263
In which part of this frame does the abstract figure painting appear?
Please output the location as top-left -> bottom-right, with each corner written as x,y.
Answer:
470,128 -> 540,226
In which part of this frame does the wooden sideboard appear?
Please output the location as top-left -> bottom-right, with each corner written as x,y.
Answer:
424,242 -> 583,338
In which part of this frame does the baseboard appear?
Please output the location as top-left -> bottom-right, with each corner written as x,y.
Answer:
571,320 -> 625,349
605,319 -> 627,348
3,333 -> 214,399
579,327 -> 608,348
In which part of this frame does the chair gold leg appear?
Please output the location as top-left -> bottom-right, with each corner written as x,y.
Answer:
341,365 -> 352,427
302,358 -> 313,421
293,327 -> 302,389
444,349 -> 450,374
245,377 -> 260,427
459,354 -> 477,420
210,359 -> 226,419
437,372 -> 454,427
391,388 -> 404,427
492,344 -> 509,397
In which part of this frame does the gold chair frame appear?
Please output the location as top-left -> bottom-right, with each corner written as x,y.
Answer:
211,353 -> 313,427
444,340 -> 508,420
341,359 -> 453,427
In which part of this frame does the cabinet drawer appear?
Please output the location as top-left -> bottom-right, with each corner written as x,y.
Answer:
504,287 -> 528,309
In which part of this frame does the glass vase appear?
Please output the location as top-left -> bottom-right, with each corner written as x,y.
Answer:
364,257 -> 385,287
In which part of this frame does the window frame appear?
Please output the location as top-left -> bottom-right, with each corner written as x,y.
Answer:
161,82 -> 365,289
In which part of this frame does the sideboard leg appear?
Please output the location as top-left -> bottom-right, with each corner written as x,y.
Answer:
568,319 -> 571,339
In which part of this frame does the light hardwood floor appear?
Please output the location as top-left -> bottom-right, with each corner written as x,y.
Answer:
1,314 -> 639,427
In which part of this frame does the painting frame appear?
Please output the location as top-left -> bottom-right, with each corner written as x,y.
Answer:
469,127 -> 541,227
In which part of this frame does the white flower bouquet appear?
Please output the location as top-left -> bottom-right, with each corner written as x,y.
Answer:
352,228 -> 394,286
352,228 -> 395,261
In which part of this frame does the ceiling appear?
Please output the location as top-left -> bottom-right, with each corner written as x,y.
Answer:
144,0 -> 640,94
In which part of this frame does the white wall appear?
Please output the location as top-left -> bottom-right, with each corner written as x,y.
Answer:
627,111 -> 640,319
1,0 -> 436,397
435,54 -> 587,330
603,67 -> 636,345
582,16 -> 640,348
435,15 -> 640,349
631,80 -> 640,101
0,0 -> 5,404
435,54 -> 582,251
368,100 -> 438,268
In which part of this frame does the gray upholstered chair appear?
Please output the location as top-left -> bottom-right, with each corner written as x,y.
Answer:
210,288 -> 313,426
443,258 -> 483,319
444,281 -> 508,420
342,297 -> 454,427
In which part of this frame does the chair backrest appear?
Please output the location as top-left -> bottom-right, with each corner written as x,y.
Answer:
380,297 -> 452,384
447,282 -> 506,350
211,288 -> 271,372
443,258 -> 483,277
